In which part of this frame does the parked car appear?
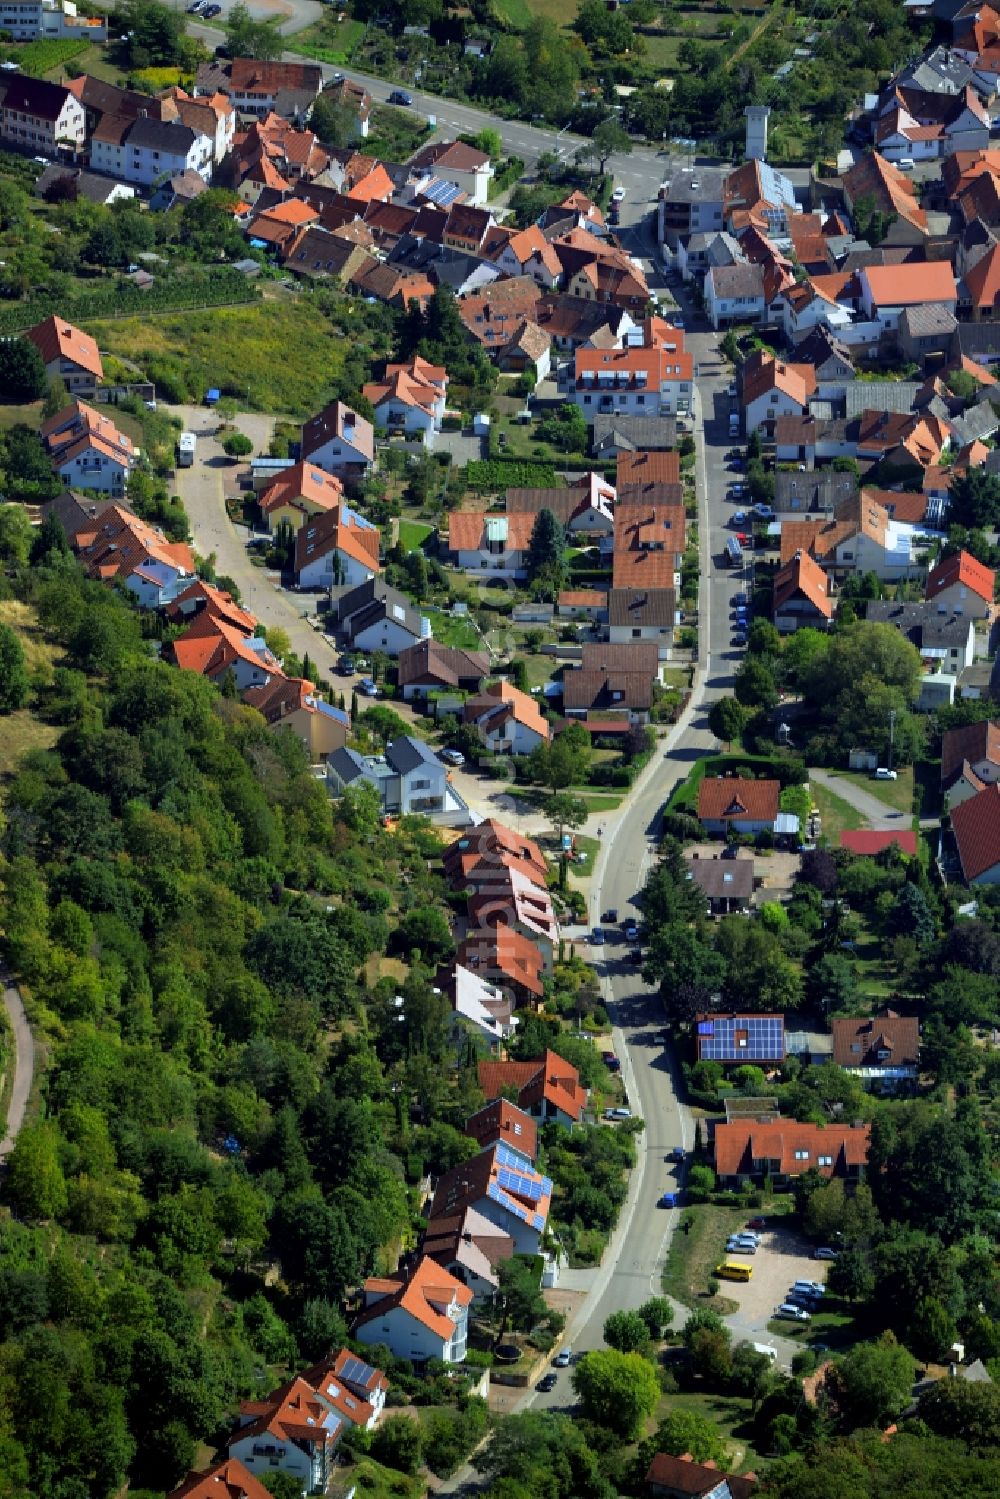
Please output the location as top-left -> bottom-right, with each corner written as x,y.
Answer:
746,1217 -> 767,1230
388,89 -> 413,105
604,1107 -> 632,1121
775,1304 -> 811,1322
729,1234 -> 759,1249
603,908 -> 619,923
732,631 -> 748,647
202,3 -> 221,14
787,1290 -> 819,1309
624,922 -> 639,940
589,928 -> 606,945
659,1191 -> 679,1208
813,1246 -> 839,1261
626,949 -> 644,965
731,592 -> 748,607
732,510 -> 747,525
537,1373 -> 557,1391
439,748 -> 465,767
612,185 -> 626,202
791,1280 -> 825,1297
553,1348 -> 573,1367
873,767 -> 898,781
753,503 -> 775,519
338,656 -> 356,676
359,678 -> 379,696
727,1238 -> 757,1254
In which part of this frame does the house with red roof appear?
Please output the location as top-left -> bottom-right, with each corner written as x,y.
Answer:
25,314 -> 103,395
571,318 -> 693,420
362,354 -> 448,446
478,1049 -> 587,1127
713,1119 -> 871,1188
463,680 -> 552,755
258,460 -> 344,534
464,1098 -> 538,1161
41,399 -> 135,494
423,1204 -> 515,1299
444,818 -> 549,891
243,675 -> 350,760
456,925 -> 546,1007
925,549 -> 995,618
228,1348 -> 387,1490
951,780 -> 1000,883
354,1255 -> 472,1363
293,501 -> 381,589
446,509 -> 536,580
859,262 -> 958,332
171,613 -> 284,692
466,865 -> 559,967
697,776 -> 780,837
742,350 -> 817,438
772,549 -> 834,633
167,1458 -> 272,1499
69,503 -> 194,608
166,578 -> 257,635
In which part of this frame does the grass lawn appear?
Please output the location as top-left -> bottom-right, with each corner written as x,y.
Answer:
848,918 -> 897,1001
568,833 -> 600,878
662,1202 -> 771,1311
363,105 -> 432,163
767,1303 -> 860,1347
397,519 -> 434,552
0,400 -> 42,432
831,767 -> 914,816
0,601 -> 61,781
809,781 -> 863,840
518,654 -> 557,690
493,0 -> 580,27
85,302 -> 347,419
422,608 -> 483,649
651,1388 -> 761,1472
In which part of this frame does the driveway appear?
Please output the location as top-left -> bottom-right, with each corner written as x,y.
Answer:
720,1222 -> 830,1358
0,967 -> 34,1161
809,768 -> 905,830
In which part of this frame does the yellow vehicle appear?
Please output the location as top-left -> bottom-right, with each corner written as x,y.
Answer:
715,1260 -> 753,1282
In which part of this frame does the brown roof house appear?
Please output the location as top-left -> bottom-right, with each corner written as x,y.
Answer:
464,680 -> 552,755
464,1098 -> 538,1161
300,399 -> 375,489
457,925 -> 545,1007
422,1205 -> 514,1298
397,638 -> 490,709
243,676 -> 350,761
685,856 -> 755,915
697,776 -> 780,837
410,138 -> 494,206
646,1451 -> 757,1499
951,780 -> 1000,884
713,1119 -> 871,1188
832,1012 -> 920,1092
940,719 -> 1000,809
428,1142 -> 552,1255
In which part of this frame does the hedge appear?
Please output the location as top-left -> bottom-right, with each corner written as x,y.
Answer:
0,271 -> 260,336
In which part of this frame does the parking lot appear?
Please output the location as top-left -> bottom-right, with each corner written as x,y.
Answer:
720,1222 -> 830,1335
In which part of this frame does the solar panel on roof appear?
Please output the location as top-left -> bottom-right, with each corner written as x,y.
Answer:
697,1014 -> 784,1062
339,1355 -> 376,1388
697,1021 -> 715,1036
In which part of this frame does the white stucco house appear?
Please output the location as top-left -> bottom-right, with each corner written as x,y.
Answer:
409,138 -> 494,206
91,114 -> 213,187
354,1255 -> 472,1363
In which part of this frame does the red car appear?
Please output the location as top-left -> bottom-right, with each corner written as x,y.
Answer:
747,1217 -> 767,1230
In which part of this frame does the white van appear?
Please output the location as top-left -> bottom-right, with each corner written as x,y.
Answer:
753,1343 -> 778,1363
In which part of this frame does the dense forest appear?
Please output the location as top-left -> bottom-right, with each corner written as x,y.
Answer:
0,530 -> 490,1496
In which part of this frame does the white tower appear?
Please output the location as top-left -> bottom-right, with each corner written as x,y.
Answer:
744,105 -> 771,162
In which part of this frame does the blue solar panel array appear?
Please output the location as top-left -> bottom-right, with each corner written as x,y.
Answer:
339,1355 -> 377,1390
697,1014 -> 784,1063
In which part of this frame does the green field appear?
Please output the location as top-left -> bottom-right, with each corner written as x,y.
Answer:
422,608 -> 483,649
0,36 -> 89,77
295,15 -> 368,63
493,0 -> 579,26
831,767 -> 915,817
809,781 -> 863,841
397,519 -> 434,552
85,301 -> 347,419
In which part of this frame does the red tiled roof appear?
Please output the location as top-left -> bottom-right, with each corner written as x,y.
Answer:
168,1458 -> 273,1499
926,549 -> 995,605
464,1098 -> 538,1161
713,1120 -> 871,1179
773,549 -> 833,619
839,829 -> 918,856
616,450 -> 681,487
863,261 -> 957,308
697,776 -> 780,824
646,1451 -> 757,1499
477,1049 -> 586,1122
355,1254 -> 472,1340
457,925 -> 545,999
25,315 -> 102,379
951,781 -> 1000,881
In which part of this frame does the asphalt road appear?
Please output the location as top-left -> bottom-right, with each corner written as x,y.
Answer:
0,967 -> 35,1162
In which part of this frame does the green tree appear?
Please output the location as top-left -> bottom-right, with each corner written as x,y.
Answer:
590,118 -> 633,174
0,504 -> 33,566
734,654 -> 779,707
120,0 -> 188,66
545,791 -> 589,842
603,1309 -> 649,1353
526,507 -> 566,597
654,1406 -> 728,1464
474,127 -> 503,159
947,468 -> 1000,530
908,1295 -> 957,1363
0,336 -> 47,402
225,0 -> 283,59
371,1414 -> 423,1474
918,1378 -> 1000,1453
6,1122 -> 68,1220
0,622 -> 29,713
889,882 -> 936,947
823,1333 -> 917,1429
709,696 -> 749,743
310,93 -> 361,148
637,1296 -> 673,1339
572,1349 -> 660,1436
496,1254 -> 547,1333
222,432 -> 254,459
394,905 -> 455,964
807,951 -> 858,1012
